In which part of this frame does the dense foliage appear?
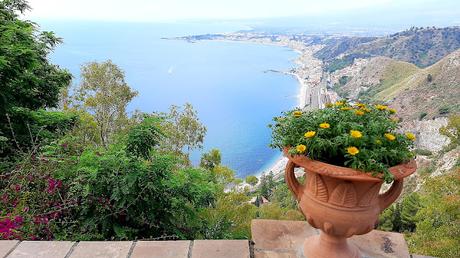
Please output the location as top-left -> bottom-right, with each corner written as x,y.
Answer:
270,101 -> 415,182
0,6 -> 301,238
379,170 -> 460,258
0,0 -> 72,156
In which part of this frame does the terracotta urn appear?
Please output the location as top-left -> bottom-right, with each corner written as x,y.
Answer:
284,149 -> 417,258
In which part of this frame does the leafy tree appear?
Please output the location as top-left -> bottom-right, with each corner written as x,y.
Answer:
126,116 -> 163,159
0,0 -> 72,155
245,175 -> 258,186
259,172 -> 276,199
200,149 -> 221,170
199,192 -> 256,239
408,171 -> 460,257
270,181 -> 298,209
400,193 -> 421,232
156,103 -> 206,157
211,165 -> 236,186
75,60 -> 138,148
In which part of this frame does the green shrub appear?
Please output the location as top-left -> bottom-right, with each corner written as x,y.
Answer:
439,107 -> 450,115
415,149 -> 433,156
419,112 -> 428,120
408,171 -> 460,257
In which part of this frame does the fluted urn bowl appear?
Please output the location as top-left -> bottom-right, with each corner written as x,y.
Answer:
283,149 -> 417,258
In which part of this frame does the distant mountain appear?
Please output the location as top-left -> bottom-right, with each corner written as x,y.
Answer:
332,49 -> 460,121
319,27 -> 460,72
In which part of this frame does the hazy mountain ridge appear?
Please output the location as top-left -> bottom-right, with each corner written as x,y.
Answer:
320,26 -> 460,71
332,49 -> 460,121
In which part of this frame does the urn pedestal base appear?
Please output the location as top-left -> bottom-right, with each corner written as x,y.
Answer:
304,232 -> 359,258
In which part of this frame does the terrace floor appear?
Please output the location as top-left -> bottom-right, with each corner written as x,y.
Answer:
0,219 -> 433,258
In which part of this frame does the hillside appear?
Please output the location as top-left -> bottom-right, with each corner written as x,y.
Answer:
320,27 -> 460,71
332,49 -> 460,121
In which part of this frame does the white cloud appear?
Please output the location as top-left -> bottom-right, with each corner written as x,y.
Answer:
25,0 -> 396,22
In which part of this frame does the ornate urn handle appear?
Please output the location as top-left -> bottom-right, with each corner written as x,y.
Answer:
378,178 -> 404,212
285,160 -> 303,201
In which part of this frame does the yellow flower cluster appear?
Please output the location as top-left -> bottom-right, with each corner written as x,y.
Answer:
319,122 -> 330,129
335,101 -> 345,106
340,107 -> 352,111
304,131 -> 316,138
293,111 -> 302,117
376,104 -> 388,111
350,130 -> 363,138
296,144 -> 307,153
405,132 -> 416,141
384,133 -> 396,141
355,110 -> 365,116
347,146 -> 359,155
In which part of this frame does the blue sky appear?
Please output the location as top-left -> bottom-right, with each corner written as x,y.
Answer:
26,0 -> 460,24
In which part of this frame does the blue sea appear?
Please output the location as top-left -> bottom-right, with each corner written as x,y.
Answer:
40,21 -> 299,178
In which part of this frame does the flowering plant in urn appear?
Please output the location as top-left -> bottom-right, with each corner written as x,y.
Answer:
270,101 -> 417,258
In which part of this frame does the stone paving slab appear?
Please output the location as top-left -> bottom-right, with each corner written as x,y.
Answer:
6,241 -> 74,258
352,230 -> 410,258
68,241 -> 133,258
0,240 -> 19,257
192,240 -> 250,258
130,240 -> 190,258
251,219 -> 411,258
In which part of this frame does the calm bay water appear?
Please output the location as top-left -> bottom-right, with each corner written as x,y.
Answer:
40,21 -> 299,177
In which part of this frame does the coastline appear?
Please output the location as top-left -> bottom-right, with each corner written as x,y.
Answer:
255,44 -> 338,180
170,34 -> 336,180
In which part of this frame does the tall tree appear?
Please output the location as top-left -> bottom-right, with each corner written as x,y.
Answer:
76,60 -> 138,147
200,149 -> 221,170
157,103 -> 206,156
0,0 -> 72,155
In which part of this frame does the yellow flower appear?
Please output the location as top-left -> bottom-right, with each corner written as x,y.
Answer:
355,110 -> 365,116
340,107 -> 352,111
296,144 -> 307,153
350,130 -> 363,138
389,108 -> 397,114
356,103 -> 366,108
375,139 -> 382,145
405,132 -> 416,141
293,111 -> 302,117
347,146 -> 359,156
335,101 -> 345,106
325,103 -> 334,108
376,104 -> 388,111
384,133 -> 396,141
361,107 -> 371,113
319,122 -> 330,129
304,131 -> 316,138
